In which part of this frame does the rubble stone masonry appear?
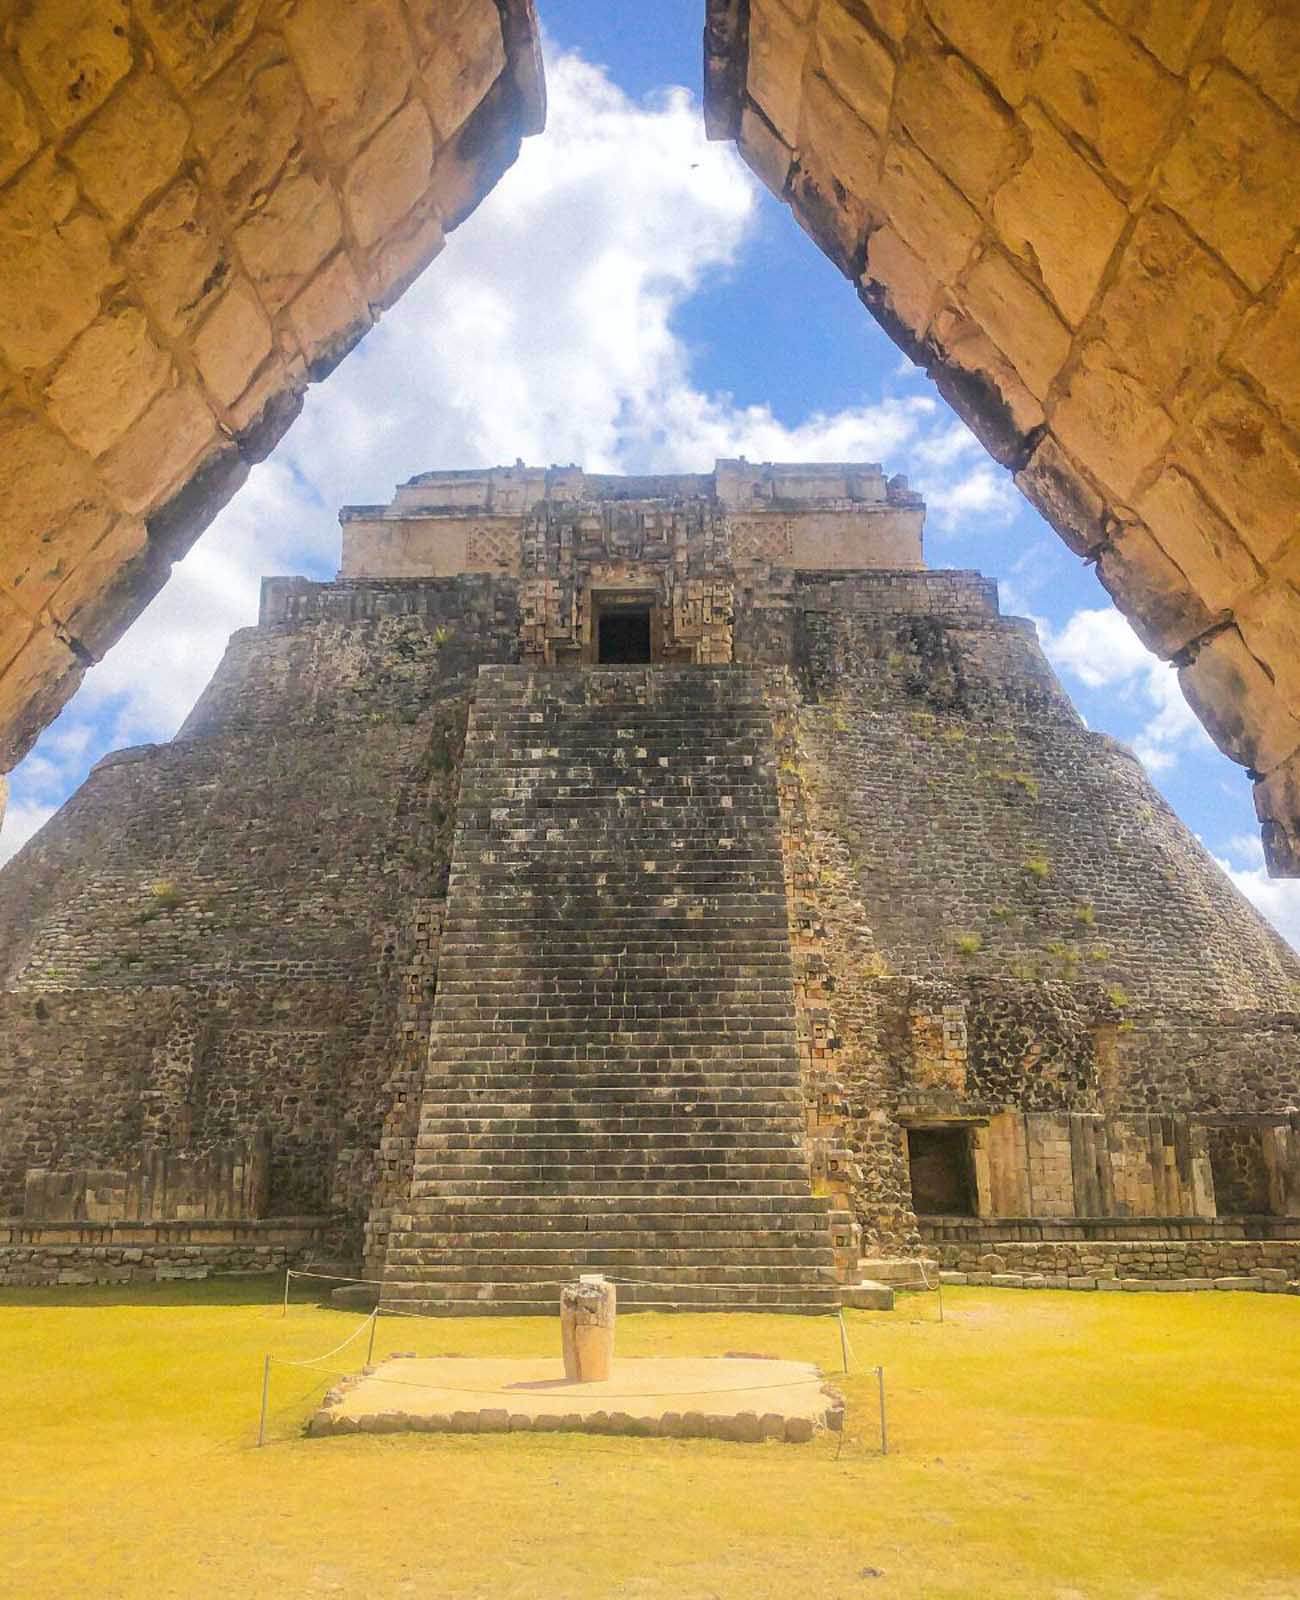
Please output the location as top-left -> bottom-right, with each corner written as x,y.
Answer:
3,463 -> 1299,1289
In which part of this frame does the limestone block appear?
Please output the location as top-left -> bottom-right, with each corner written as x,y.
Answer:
1234,582 -> 1300,710
364,208 -> 446,313
814,3 -> 894,138
879,137 -> 982,287
748,0 -> 810,147
791,74 -> 881,272
13,0 -> 132,132
0,154 -> 117,371
1136,470 -> 1261,615
1050,341 -> 1173,501
894,33 -> 1022,206
1158,69 -> 1300,294
1255,750 -> 1300,873
862,227 -> 939,342
125,179 -> 229,340
97,385 -> 222,515
66,72 -> 191,229
283,0 -> 414,164
192,280 -> 274,410
1096,520 -> 1219,656
1094,207 -> 1246,417
0,402 -> 114,608
234,155 -> 343,311
1231,269 -> 1300,437
1014,435 -> 1107,558
47,516 -> 150,655
1180,624 -> 1300,772
0,620 -> 84,768
44,304 -> 172,457
958,245 -> 1072,402
286,251 -> 373,379
0,64 -> 41,185
928,305 -> 1046,466
189,37 -> 309,219
1223,0 -> 1300,123
134,0 -> 259,92
1180,383 -> 1300,567
414,0 -> 507,141
739,105 -> 793,197
1032,5 -> 1182,189
1135,0 -> 1214,75
924,0 -> 1045,104
993,105 -> 1126,327
344,100 -> 435,249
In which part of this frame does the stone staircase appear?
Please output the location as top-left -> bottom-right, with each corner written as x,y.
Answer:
381,665 -> 840,1314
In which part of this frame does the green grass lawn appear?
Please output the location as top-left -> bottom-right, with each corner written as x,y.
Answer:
2,1279 -> 1297,1599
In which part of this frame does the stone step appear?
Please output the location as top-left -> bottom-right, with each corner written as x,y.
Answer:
409,1178 -> 818,1197
398,1193 -> 832,1218
382,1256 -> 837,1282
378,1284 -> 841,1316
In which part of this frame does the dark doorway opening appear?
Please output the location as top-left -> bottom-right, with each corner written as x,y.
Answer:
598,605 -> 652,663
906,1126 -> 977,1216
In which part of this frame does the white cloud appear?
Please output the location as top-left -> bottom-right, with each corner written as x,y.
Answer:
1215,839 -> 1300,950
1041,606 -> 1211,775
0,48 -> 1057,861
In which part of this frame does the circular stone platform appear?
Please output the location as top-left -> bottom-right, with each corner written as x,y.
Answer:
307,1356 -> 843,1443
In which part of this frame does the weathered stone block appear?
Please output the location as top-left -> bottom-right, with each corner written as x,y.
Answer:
66,72 -> 191,228
13,0 -> 132,132
344,100 -> 435,250
0,155 -> 117,371
232,155 -> 342,311
415,0 -> 507,141
992,104 -> 1126,327
958,245 -> 1073,402
189,36 -> 309,219
1050,341 -> 1173,502
747,0 -> 810,147
1158,68 -> 1300,294
192,281 -> 274,410
283,0 -> 414,164
44,304 -> 172,457
894,32 -> 1022,206
97,386 -> 222,515
1032,5 -> 1182,189
134,0 -> 259,92
1094,207 -> 1245,416
814,3 -> 894,138
125,179 -> 229,340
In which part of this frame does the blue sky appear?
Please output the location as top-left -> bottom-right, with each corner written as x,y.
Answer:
5,8 -> 1297,942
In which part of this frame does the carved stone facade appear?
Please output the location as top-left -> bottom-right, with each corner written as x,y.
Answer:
3,461 -> 1300,1292
705,0 -> 1300,875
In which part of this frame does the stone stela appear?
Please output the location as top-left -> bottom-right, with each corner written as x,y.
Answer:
560,1274 -> 617,1382
2,460 -> 1300,1299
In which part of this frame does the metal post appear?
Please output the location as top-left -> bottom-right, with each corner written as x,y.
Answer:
876,1365 -> 888,1456
937,1273 -> 945,1325
282,1266 -> 291,1318
838,1308 -> 851,1374
257,1354 -> 272,1448
365,1308 -> 377,1366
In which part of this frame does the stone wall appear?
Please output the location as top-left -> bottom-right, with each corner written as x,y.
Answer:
932,1237 -> 1300,1288
0,1215 -> 331,1286
0,0 -> 543,775
749,569 -> 1300,1249
0,573 -> 518,1240
705,0 -> 1300,874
